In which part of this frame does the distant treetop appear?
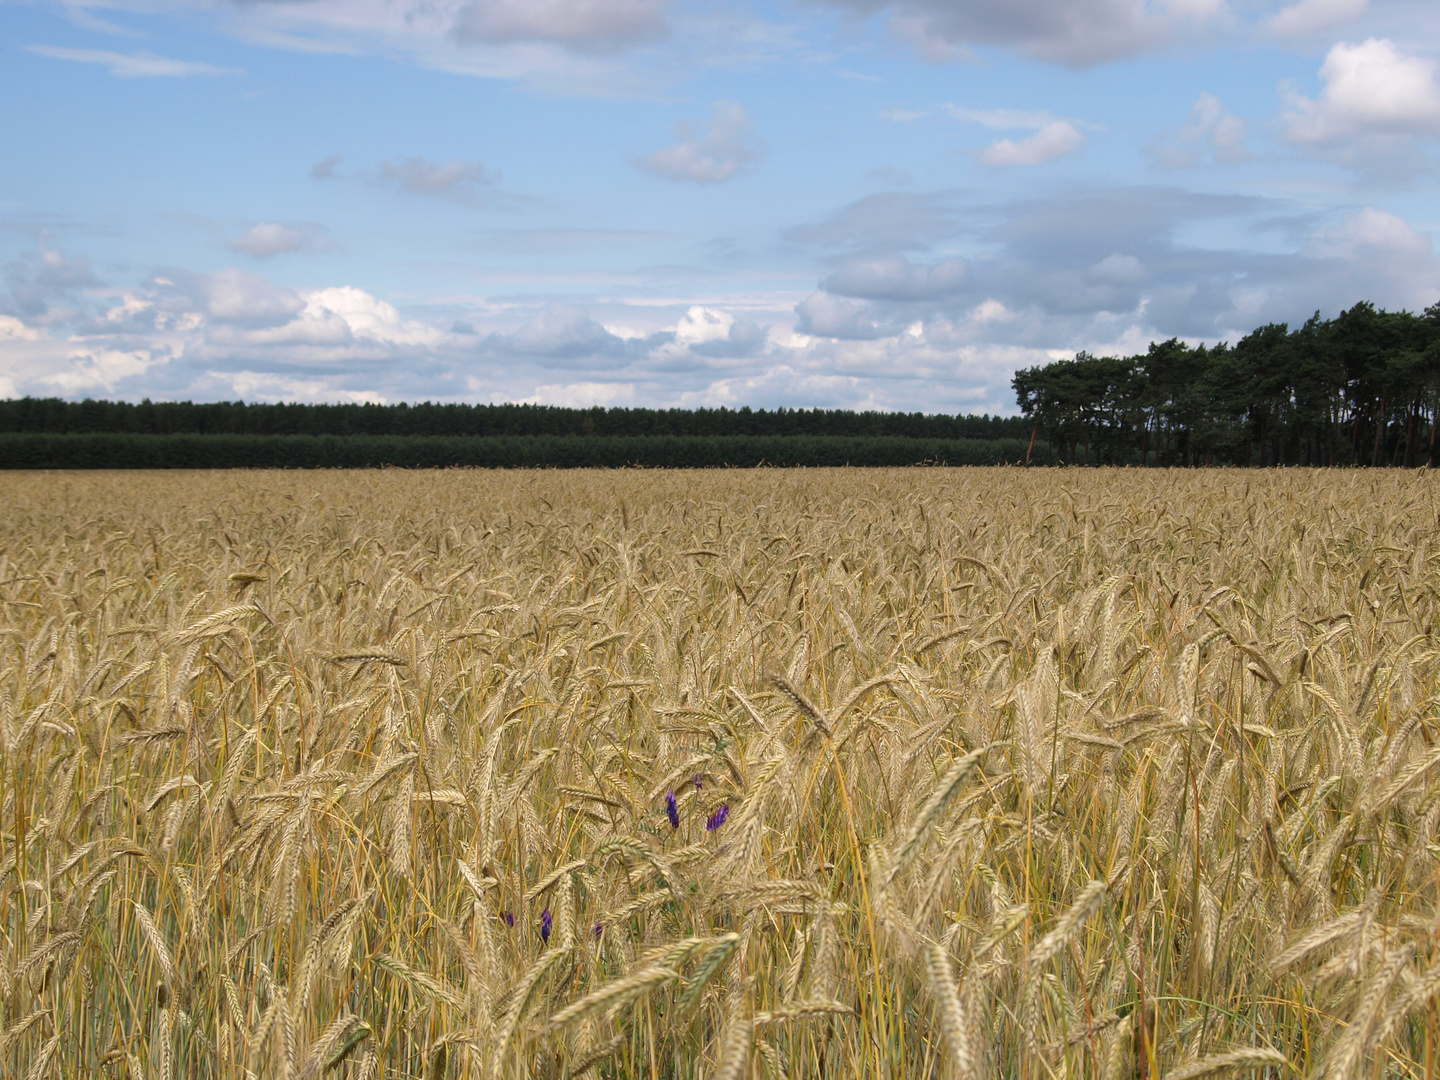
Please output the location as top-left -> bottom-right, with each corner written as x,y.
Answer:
1012,302 -> 1440,467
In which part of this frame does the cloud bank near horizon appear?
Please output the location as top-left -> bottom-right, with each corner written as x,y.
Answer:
5,184 -> 1435,412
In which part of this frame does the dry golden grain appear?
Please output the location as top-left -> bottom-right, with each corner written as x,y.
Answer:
2,468 -> 1437,1079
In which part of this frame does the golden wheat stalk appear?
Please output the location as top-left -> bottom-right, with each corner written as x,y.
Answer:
1027,880 -> 1107,973
1165,1048 -> 1292,1080
711,1012 -> 754,1080
550,964 -> 680,1027
879,744 -> 993,893
925,942 -> 977,1080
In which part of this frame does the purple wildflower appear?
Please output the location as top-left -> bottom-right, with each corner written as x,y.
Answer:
593,922 -> 603,940
706,804 -> 730,832
694,773 -> 704,790
502,910 -> 515,928
665,790 -> 680,829
540,908 -> 552,944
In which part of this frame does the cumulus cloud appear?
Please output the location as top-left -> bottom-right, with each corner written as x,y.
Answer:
794,292 -> 896,340
943,107 -> 1089,167
38,347 -> 164,398
1284,39 -> 1440,143
307,287 -> 446,346
483,302 -> 628,359
453,0 -> 668,49
380,157 -> 496,201
1269,0 -> 1367,38
814,0 -> 1217,68
197,268 -> 307,327
0,316 -> 43,342
674,306 -> 768,358
131,274 -> 447,358
27,45 -> 243,78
1150,92 -> 1248,168
673,306 -> 731,345
227,222 -> 328,258
636,101 -> 765,184
979,120 -> 1086,166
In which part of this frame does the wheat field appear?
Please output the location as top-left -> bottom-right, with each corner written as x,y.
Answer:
1,467 -> 1439,1080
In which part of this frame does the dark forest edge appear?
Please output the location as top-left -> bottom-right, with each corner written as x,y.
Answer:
1013,302 -> 1440,466
0,433 -> 1037,470
0,398 -> 1028,441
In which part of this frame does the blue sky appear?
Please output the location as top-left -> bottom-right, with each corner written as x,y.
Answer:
2,0 -> 1438,412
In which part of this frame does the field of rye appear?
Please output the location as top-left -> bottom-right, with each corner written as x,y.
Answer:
2,467 -> 1439,1080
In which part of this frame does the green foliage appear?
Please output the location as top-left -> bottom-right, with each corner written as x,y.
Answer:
1012,301 -> 1440,465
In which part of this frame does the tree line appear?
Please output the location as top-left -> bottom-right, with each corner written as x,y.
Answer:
1013,302 -> 1440,467
0,398 -> 1030,442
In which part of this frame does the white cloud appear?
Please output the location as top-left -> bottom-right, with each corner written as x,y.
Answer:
945,107 -> 1089,167
304,287 -> 446,346
99,295 -> 156,327
26,45 -> 243,78
0,316 -> 42,342
1269,0 -> 1367,39
227,223 -> 324,259
794,292 -> 895,340
0,259 -> 475,401
637,101 -> 765,183
0,335 -> 170,399
1087,253 -> 1147,285
671,306 -> 768,358
1308,207 -> 1433,263
675,306 -> 732,345
1187,93 -> 1247,162
970,299 -> 1012,324
207,285 -> 450,348
1151,92 -> 1248,168
453,0 -> 668,49
979,120 -> 1086,166
525,380 -> 639,406
487,302 -> 626,358
220,372 -> 388,404
200,269 -> 306,327
1284,39 -> 1440,143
